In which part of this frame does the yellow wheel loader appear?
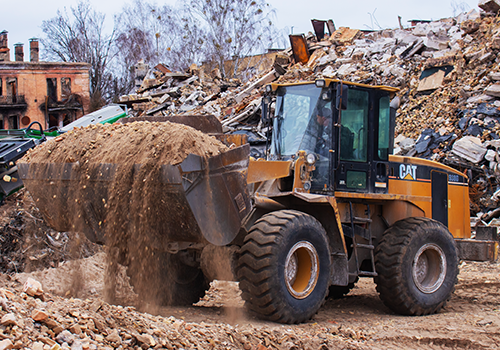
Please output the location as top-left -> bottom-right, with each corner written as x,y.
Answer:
19,79 -> 498,324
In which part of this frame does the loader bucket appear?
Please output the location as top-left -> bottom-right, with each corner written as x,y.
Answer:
18,144 -> 251,247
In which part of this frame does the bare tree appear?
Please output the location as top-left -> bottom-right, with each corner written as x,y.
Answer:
41,0 -> 282,103
450,1 -> 470,16
185,0 -> 276,78
116,0 -> 207,72
41,0 -> 117,110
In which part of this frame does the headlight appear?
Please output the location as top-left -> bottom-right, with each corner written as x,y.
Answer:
315,79 -> 326,88
306,153 -> 316,165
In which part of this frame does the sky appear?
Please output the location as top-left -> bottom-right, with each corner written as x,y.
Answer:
2,0 -> 480,57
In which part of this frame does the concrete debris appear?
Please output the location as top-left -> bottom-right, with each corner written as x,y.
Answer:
0,339 -> 13,350
417,69 -> 445,92
485,83 -> 500,97
452,136 -> 488,163
479,0 -> 500,13
0,313 -> 17,327
23,277 -> 43,297
0,271 -> 365,350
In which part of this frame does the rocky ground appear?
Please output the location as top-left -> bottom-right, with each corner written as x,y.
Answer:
0,253 -> 497,350
0,190 -> 498,349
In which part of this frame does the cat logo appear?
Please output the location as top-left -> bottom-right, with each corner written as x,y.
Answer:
399,164 -> 417,181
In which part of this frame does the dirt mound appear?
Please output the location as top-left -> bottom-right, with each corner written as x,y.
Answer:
21,121 -> 227,165
20,121 -> 229,306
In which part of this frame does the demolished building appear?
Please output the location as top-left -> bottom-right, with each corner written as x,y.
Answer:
0,31 -> 91,130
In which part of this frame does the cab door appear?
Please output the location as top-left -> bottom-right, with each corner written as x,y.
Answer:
334,87 -> 390,194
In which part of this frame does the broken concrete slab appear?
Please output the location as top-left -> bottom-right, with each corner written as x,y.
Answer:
329,27 -> 361,45
423,36 -> 449,51
485,84 -> 500,98
234,69 -> 277,104
479,0 -> 500,13
466,94 -> 494,104
399,39 -> 425,59
322,65 -> 336,78
456,9 -> 480,23
412,23 -> 431,36
485,149 -> 497,162
452,136 -> 487,163
307,49 -> 327,67
489,72 -> 500,81
417,69 -> 445,92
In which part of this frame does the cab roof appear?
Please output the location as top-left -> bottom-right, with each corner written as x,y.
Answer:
269,79 -> 399,93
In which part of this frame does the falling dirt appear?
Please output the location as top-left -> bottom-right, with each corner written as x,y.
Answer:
19,121 -> 228,306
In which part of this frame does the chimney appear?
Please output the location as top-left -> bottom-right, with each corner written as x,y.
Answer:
0,30 -> 10,62
29,38 -> 39,62
0,31 -> 7,48
14,43 -> 24,62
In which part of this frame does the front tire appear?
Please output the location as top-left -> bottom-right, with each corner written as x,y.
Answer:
237,210 -> 331,324
127,251 -> 207,306
374,217 -> 458,316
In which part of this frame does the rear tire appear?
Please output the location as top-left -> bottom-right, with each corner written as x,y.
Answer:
237,210 -> 331,324
374,217 -> 458,315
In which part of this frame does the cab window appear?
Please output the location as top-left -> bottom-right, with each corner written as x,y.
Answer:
340,89 -> 369,162
378,95 -> 390,160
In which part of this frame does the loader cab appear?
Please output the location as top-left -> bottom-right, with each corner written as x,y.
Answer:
265,80 -> 398,194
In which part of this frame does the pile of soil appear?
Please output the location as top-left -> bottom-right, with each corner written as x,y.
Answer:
19,121 -> 229,305
21,121 -> 227,165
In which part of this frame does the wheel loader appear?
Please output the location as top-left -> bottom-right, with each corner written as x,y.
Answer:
18,79 -> 498,324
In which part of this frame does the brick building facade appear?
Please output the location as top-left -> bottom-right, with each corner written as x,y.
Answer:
0,31 -> 91,130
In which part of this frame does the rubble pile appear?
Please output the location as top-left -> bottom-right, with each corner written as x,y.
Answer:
119,6 -> 500,217
0,273 -> 366,350
0,191 -> 98,275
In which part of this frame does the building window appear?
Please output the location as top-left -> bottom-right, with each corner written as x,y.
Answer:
0,118 -> 4,129
46,78 -> 57,100
6,78 -> 17,97
61,78 -> 71,100
48,114 -> 59,128
0,78 -> 2,96
8,115 -> 18,129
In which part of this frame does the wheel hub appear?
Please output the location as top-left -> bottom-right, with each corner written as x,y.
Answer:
412,243 -> 447,294
284,241 -> 319,299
